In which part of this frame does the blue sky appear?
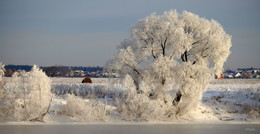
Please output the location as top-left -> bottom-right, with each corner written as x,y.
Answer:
0,0 -> 259,69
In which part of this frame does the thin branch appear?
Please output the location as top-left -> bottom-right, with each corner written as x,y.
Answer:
140,37 -> 157,59
160,37 -> 168,57
133,68 -> 141,76
163,36 -> 168,46
161,44 -> 165,56
181,53 -> 185,62
180,50 -> 188,62
191,41 -> 200,45
200,41 -> 209,58
163,37 -> 168,56
151,49 -> 156,59
184,51 -> 188,62
126,64 -> 141,76
142,38 -> 148,45
170,54 -> 174,59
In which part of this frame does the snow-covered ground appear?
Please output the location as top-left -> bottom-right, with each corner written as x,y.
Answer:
42,78 -> 260,123
2,77 -> 260,123
202,79 -> 260,122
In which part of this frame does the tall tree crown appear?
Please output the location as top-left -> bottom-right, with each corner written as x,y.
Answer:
107,10 -> 232,117
115,10 -> 231,75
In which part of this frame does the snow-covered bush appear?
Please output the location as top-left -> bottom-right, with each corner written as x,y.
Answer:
52,83 -> 122,98
0,62 -> 5,90
0,62 -> 5,91
107,10 -> 232,117
0,62 -> 8,121
57,94 -> 108,121
115,75 -> 175,121
4,65 -> 52,121
0,62 -> 4,77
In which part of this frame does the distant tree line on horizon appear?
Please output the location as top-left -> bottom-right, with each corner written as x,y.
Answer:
4,65 -> 103,77
4,64 -> 260,78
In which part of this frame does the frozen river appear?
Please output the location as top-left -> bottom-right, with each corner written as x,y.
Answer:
0,124 -> 259,134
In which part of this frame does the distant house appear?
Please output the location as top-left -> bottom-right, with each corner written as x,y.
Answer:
70,70 -> 85,77
5,69 -> 14,77
234,72 -> 242,78
75,70 -> 85,77
215,73 -> 225,79
223,70 -> 235,79
234,68 -> 260,79
224,73 -> 233,78
253,69 -> 260,74
69,70 -> 74,77
242,72 -> 252,78
252,72 -> 260,79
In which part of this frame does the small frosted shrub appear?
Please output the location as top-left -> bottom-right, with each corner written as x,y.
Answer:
4,65 -> 52,121
0,62 -> 8,121
57,94 -> 108,121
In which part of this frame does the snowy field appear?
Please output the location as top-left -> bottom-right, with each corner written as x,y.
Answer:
1,77 -> 260,123
1,77 -> 260,134
43,78 -> 260,123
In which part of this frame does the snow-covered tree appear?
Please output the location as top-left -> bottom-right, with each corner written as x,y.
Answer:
0,63 -> 5,90
0,63 -> 4,77
107,10 -> 231,116
0,63 -> 7,121
5,65 -> 52,121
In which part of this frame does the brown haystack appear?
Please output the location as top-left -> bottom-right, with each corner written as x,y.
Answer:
82,77 -> 92,83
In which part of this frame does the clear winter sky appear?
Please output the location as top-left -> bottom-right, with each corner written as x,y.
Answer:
0,0 -> 259,69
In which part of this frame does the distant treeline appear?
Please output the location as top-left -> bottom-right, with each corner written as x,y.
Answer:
70,66 -> 103,72
4,65 -> 103,72
5,65 -> 33,72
